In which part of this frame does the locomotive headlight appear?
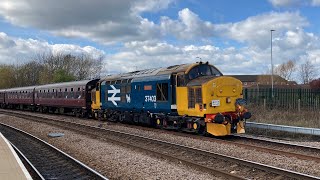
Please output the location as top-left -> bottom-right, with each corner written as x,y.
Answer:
233,88 -> 236,93
226,97 -> 231,103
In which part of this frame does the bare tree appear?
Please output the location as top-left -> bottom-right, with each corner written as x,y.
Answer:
299,60 -> 316,84
274,60 -> 296,81
0,51 -> 103,88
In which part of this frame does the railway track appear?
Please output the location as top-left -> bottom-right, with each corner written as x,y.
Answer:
227,134 -> 320,163
1,110 -> 319,179
0,123 -> 107,180
106,116 -> 320,164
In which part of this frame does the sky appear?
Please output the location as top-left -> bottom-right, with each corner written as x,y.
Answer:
0,0 -> 320,80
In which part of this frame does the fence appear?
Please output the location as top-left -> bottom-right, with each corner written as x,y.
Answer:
244,88 -> 320,111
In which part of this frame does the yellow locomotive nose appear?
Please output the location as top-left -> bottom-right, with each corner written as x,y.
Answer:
202,76 -> 245,136
203,76 -> 242,114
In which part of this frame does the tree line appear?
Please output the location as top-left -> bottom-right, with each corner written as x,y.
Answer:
267,59 -> 320,89
0,53 -> 103,89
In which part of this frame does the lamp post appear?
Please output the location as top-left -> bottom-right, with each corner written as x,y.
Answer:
270,29 -> 275,98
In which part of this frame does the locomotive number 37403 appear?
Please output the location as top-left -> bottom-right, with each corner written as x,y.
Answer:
145,95 -> 156,102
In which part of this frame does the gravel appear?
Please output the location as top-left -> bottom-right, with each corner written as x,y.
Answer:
1,110 -> 320,178
0,114 -> 220,180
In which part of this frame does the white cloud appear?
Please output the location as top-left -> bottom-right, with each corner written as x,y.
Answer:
1,2 -> 320,81
2,30 -> 320,81
311,0 -> 320,6
103,41 -> 271,75
214,12 -> 308,49
132,0 -> 175,13
160,8 -> 215,39
0,32 -> 105,64
269,0 -> 305,7
269,0 -> 320,7
0,0 -> 175,44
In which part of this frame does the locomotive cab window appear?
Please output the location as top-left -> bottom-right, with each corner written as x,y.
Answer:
188,64 -> 222,80
156,83 -> 168,101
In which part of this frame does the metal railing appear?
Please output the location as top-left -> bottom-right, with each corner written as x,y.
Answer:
246,122 -> 320,136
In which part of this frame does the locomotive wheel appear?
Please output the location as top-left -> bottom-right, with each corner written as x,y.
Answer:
193,122 -> 205,135
156,118 -> 162,128
119,113 -> 125,123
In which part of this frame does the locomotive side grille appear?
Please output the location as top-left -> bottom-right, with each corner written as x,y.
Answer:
188,88 -> 195,108
195,87 -> 202,104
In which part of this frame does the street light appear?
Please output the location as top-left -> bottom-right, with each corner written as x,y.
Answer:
270,29 -> 275,97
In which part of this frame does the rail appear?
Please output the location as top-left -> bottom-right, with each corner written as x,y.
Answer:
246,121 -> 320,136
0,123 -> 108,180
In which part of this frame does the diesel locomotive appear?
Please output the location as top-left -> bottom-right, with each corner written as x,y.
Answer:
92,62 -> 251,136
0,62 -> 250,136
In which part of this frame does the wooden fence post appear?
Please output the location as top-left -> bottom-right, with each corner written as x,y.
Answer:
298,99 -> 301,112
263,98 -> 266,110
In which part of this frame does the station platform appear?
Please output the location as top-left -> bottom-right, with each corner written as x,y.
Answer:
0,132 -> 32,180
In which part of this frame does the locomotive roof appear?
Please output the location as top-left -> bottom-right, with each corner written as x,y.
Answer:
101,62 -> 215,82
35,79 -> 99,89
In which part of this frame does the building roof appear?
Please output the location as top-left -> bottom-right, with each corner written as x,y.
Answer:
230,75 -> 286,82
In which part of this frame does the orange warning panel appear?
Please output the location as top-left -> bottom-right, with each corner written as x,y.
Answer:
0,133 -> 32,180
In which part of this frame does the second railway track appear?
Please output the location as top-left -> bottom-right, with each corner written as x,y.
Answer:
0,122 -> 107,180
228,134 -> 320,162
1,110 -> 319,179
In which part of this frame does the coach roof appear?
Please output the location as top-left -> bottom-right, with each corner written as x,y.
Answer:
35,79 -> 99,89
4,86 -> 37,92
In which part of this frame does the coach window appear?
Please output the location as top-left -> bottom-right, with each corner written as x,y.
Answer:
70,88 -> 74,99
64,88 -> 68,98
156,83 -> 168,101
77,87 -> 81,99
58,89 -> 62,98
82,87 -> 85,99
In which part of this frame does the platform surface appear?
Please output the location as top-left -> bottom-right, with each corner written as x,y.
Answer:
0,132 -> 32,180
